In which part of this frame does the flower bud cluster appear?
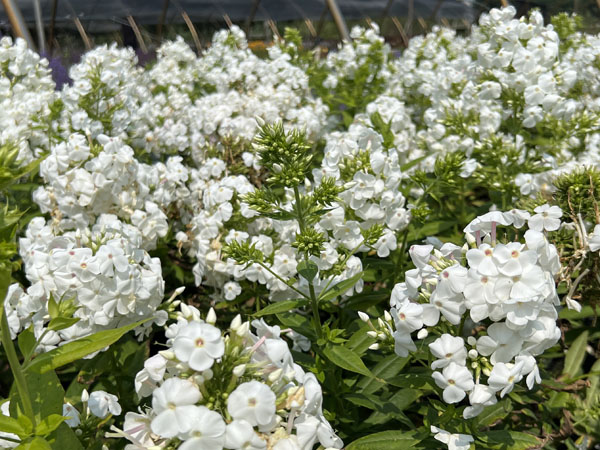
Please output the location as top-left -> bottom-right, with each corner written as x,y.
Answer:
113,306 -> 342,450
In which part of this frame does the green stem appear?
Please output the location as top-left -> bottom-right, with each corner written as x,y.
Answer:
292,186 -> 323,340
308,280 -> 323,340
457,315 -> 466,338
256,262 -> 311,301
0,305 -> 36,429
394,229 -> 410,285
320,239 -> 366,296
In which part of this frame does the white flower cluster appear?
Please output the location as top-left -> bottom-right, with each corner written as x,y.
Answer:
384,7 -> 600,196
114,307 -> 342,450
320,24 -> 391,97
368,208 -> 562,418
56,43 -> 148,140
143,27 -> 328,161
33,133 -> 169,248
0,36 -> 55,165
6,214 -> 165,349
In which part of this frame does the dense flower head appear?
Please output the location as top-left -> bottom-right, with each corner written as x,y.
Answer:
113,307 -> 342,450
371,209 -> 563,419
11,214 -> 165,350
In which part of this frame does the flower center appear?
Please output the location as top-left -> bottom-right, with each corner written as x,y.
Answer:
248,398 -> 257,407
195,338 -> 205,347
448,379 -> 455,385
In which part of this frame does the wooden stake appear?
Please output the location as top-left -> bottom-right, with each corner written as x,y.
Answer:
48,0 -> 58,53
391,16 -> 408,47
157,0 -> 169,41
325,0 -> 349,41
1,0 -> 35,48
223,14 -> 233,29
245,0 -> 261,35
304,18 -> 317,38
74,16 -> 92,50
182,11 -> 202,53
267,19 -> 281,40
127,15 -> 147,53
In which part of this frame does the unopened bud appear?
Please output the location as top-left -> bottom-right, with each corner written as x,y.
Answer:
180,303 -> 192,318
272,163 -> 283,174
236,321 -> 250,337
81,389 -> 89,402
268,368 -> 283,383
158,349 -> 176,360
368,343 -> 380,350
367,331 -> 378,338
233,364 -> 246,377
384,310 -> 392,323
202,369 -> 213,381
468,349 -> 478,359
377,318 -> 386,328
358,311 -> 370,322
174,286 -> 186,295
482,367 -> 491,377
465,232 -> 476,246
286,386 -> 305,409
230,314 -> 242,331
206,307 -> 217,325
471,362 -> 478,370
417,328 -> 428,339
467,336 -> 477,346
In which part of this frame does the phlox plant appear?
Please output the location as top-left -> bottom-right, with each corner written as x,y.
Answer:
0,6 -> 600,450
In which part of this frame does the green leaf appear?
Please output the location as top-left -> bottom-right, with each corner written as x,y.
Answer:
0,413 -> 27,437
18,327 -> 36,359
400,155 -> 428,172
47,317 -> 80,332
10,370 -> 65,426
16,436 -> 52,450
476,399 -> 512,427
586,358 -> 600,408
323,344 -> 372,377
559,305 -> 597,320
51,423 -> 84,450
345,324 -> 375,355
319,272 -> 364,303
563,330 -> 589,379
346,431 -> 422,450
357,355 -> 409,395
35,415 -> 66,436
477,430 -> 540,449
406,220 -> 454,242
47,295 -> 59,320
387,372 -> 435,390
25,319 -> 148,374
253,299 -> 308,318
296,260 -> 318,282
276,312 -> 315,341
